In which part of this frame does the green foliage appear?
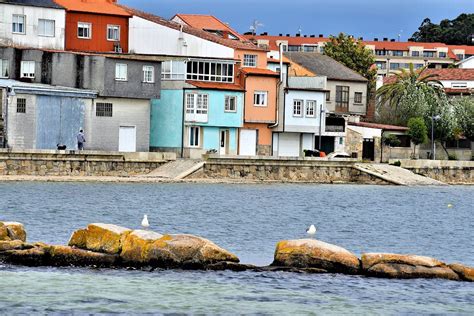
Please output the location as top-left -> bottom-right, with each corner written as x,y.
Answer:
448,153 -> 458,161
408,117 -> 429,146
452,97 -> 474,140
390,160 -> 402,167
382,134 -> 401,147
323,33 -> 377,91
410,14 -> 474,45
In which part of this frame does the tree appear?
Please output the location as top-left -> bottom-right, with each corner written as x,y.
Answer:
452,97 -> 474,140
410,14 -> 474,45
323,33 -> 377,91
407,117 -> 428,157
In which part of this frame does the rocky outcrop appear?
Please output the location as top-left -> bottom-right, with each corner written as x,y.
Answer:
0,221 -> 27,242
448,263 -> 474,282
361,253 -> 459,280
48,245 -> 118,267
69,223 -> 132,255
272,239 -> 360,274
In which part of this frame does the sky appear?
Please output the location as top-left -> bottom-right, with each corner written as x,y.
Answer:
120,0 -> 473,41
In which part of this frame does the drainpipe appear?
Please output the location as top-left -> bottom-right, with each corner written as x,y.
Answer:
380,129 -> 384,163
181,88 -> 186,158
269,43 -> 284,129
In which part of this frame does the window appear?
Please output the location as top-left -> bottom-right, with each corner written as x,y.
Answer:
423,51 -> 435,58
326,91 -> 330,102
161,60 -> 186,80
243,54 -> 257,67
456,54 -> 465,60
375,50 -> 386,56
20,61 -> 35,78
394,135 -> 411,147
96,102 -> 113,117
414,63 -> 425,69
303,45 -> 317,52
293,99 -> 303,116
16,98 -> 26,113
107,25 -> 120,41
287,45 -> 301,52
335,86 -> 349,108
375,61 -> 386,70
12,15 -> 25,34
452,82 -> 467,88
185,93 -> 209,122
143,66 -> 154,83
389,63 -> 400,70
189,126 -> 200,147
186,60 -> 234,82
225,96 -> 237,112
391,50 -> 404,56
38,19 -> 55,37
0,59 -> 9,78
254,91 -> 267,106
306,100 -> 316,117
354,92 -> 363,104
411,51 -> 420,57
77,22 -> 91,39
115,63 -> 127,81
438,52 -> 447,58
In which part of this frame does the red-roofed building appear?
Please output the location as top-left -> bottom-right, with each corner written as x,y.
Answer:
54,0 -> 130,52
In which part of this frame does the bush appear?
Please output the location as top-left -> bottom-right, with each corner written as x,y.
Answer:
448,153 -> 458,161
391,160 -> 402,167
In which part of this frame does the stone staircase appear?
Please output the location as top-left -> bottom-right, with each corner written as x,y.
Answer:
354,163 -> 446,186
142,159 -> 204,180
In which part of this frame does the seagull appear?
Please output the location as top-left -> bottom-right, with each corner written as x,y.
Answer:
141,214 -> 150,230
306,224 -> 316,238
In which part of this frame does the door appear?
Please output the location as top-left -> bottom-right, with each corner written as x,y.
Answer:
239,129 -> 257,156
119,126 -> 137,152
363,138 -> 375,161
219,129 -> 228,155
319,136 -> 335,154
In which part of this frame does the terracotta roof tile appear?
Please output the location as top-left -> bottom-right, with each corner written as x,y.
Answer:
423,68 -> 474,81
349,121 -> 408,131
53,0 -> 131,16
241,67 -> 280,76
2,0 -> 64,9
186,81 -> 245,91
444,88 -> 472,94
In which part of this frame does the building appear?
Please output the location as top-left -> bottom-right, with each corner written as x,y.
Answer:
456,56 -> 474,69
53,0 -> 131,53
0,46 -> 162,151
0,0 -> 66,50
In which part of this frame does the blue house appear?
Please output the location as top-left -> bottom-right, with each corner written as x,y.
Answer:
151,77 -> 244,158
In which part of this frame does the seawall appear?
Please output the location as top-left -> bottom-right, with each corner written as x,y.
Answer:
392,159 -> 474,184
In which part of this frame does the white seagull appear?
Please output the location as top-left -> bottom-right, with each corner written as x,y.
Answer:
141,214 -> 150,229
306,224 -> 317,238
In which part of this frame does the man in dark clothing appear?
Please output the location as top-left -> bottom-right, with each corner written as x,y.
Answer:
77,129 -> 86,150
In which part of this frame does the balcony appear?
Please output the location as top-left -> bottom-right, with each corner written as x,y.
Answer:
185,112 -> 208,123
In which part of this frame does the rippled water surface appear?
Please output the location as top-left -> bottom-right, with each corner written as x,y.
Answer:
0,182 -> 473,314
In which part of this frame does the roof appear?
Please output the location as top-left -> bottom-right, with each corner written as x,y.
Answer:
267,57 -> 290,64
284,52 -> 368,82
456,55 -> 474,66
349,121 -> 408,131
173,14 -> 248,42
0,79 -> 97,98
422,68 -> 474,81
120,6 -> 263,52
241,67 -> 280,77
0,0 -> 63,9
186,81 -> 245,91
444,88 -> 472,94
53,0 -> 131,16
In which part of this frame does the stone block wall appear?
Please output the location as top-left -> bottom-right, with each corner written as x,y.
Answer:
394,159 -> 474,184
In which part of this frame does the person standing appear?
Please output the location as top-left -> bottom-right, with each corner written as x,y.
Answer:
77,129 -> 86,150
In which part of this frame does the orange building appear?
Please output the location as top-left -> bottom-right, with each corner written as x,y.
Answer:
54,0 -> 130,53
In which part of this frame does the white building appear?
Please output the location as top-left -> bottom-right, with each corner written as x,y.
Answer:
456,56 -> 474,69
0,0 -> 66,50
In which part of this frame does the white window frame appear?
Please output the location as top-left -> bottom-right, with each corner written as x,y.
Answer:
0,59 -> 9,78
77,22 -> 92,39
451,82 -> 468,88
38,19 -> 55,37
143,66 -> 155,83
253,91 -> 267,107
20,61 -> 35,78
305,100 -> 316,117
225,96 -> 237,112
189,126 -> 201,148
354,92 -> 363,104
293,99 -> 303,117
243,54 -> 257,67
161,60 -> 186,80
107,24 -> 120,41
12,14 -> 26,34
115,63 -> 127,81
185,93 -> 209,122
186,60 -> 234,83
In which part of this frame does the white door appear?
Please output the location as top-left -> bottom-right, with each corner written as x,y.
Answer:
219,130 -> 228,155
278,133 -> 300,157
239,129 -> 257,156
119,126 -> 136,152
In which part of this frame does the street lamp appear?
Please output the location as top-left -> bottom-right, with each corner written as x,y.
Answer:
318,103 -> 326,150
431,114 -> 440,160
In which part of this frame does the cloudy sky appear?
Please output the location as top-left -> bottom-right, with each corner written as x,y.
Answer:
120,0 -> 473,40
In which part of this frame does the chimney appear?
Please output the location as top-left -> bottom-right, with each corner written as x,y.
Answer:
304,35 -> 307,37
374,38 -> 378,41
296,33 -> 300,37
310,35 -> 315,38
383,38 -> 388,41
286,34 -> 290,37
261,32 -> 268,36
390,39 -> 395,42
319,34 -> 324,38
279,33 -> 283,36
359,37 -> 363,40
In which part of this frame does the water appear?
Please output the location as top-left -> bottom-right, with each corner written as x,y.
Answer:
0,182 -> 473,314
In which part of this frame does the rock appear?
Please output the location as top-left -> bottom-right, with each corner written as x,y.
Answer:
68,223 -> 132,255
0,223 -> 9,241
1,246 -> 48,266
449,263 -> 474,282
121,232 -> 239,268
3,222 -> 27,242
206,261 -> 257,272
361,253 -> 459,281
272,239 -> 361,274
0,240 -> 27,251
49,245 -> 118,267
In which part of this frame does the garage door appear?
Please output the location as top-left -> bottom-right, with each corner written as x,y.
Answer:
239,129 -> 257,156
119,126 -> 137,152
278,133 -> 300,157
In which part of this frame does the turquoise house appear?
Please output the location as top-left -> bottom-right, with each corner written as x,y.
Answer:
151,81 -> 244,158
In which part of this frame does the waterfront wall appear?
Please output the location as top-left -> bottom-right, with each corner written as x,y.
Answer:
393,159 -> 474,184
200,157 -> 390,184
0,149 -> 175,176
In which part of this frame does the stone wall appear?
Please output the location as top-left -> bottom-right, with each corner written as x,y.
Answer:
392,159 -> 474,184
202,157 -> 390,184
0,149 -> 175,177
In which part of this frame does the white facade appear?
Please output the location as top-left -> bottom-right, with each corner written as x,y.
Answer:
0,3 -> 65,50
284,89 -> 326,133
457,56 -> 474,69
439,79 -> 474,90
128,16 -> 234,58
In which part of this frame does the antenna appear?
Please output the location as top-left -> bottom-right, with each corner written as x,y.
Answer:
398,29 -> 403,42
298,26 -> 302,36
249,19 -> 264,35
